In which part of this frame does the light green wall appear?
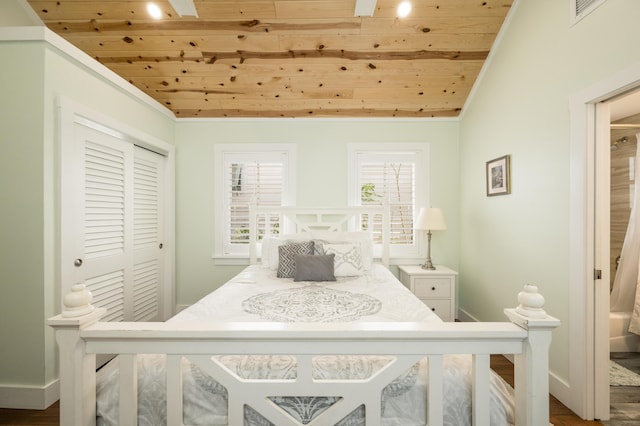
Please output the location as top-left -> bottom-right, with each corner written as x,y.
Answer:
0,41 -> 46,387
459,0 -> 640,383
0,0 -> 40,26
174,119 -> 460,304
0,36 -> 174,393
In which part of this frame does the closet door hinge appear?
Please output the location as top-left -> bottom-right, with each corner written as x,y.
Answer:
594,269 -> 602,280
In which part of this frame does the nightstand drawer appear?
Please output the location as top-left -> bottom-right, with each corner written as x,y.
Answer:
413,278 -> 452,298
422,299 -> 451,321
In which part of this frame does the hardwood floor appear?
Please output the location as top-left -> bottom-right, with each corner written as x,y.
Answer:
0,355 -> 602,425
603,352 -> 640,426
488,355 -> 603,426
0,401 -> 59,425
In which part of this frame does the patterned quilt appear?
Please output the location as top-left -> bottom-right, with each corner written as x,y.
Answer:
96,265 -> 515,425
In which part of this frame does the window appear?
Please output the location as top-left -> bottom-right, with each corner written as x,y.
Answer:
348,143 -> 429,258
214,144 -> 296,258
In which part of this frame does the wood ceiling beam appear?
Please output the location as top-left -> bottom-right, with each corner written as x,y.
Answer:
199,49 -> 489,62
171,107 -> 461,118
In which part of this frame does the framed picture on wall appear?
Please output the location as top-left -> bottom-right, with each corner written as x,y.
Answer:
486,155 -> 511,196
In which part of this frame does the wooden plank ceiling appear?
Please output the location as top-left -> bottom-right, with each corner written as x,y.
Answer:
27,0 -> 513,118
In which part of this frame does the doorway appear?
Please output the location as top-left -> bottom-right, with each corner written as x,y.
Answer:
597,91 -> 640,422
568,61 -> 640,421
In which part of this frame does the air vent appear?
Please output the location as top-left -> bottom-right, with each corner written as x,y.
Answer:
571,0 -> 607,25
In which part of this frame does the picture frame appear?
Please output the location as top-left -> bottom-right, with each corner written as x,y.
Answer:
486,155 -> 511,196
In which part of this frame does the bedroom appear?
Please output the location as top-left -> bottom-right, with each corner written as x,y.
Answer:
1,0 -> 640,422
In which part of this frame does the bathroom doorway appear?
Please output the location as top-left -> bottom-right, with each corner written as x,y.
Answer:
605,91 -> 640,423
568,60 -> 640,421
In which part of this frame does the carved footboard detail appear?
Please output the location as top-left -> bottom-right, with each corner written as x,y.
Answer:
48,284 -> 560,426
185,353 -> 426,425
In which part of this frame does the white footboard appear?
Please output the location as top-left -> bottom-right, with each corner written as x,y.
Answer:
49,284 -> 559,426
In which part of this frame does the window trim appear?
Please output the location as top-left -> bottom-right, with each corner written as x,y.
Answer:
213,144 -> 296,262
347,143 -> 429,259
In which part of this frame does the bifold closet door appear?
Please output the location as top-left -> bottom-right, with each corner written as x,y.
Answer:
61,120 -> 165,322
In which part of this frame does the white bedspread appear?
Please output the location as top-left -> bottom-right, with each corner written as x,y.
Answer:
175,264 -> 440,323
96,264 -> 514,425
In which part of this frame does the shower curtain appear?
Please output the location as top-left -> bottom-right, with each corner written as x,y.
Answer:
610,133 -> 640,334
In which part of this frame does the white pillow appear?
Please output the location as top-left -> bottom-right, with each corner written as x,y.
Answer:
322,243 -> 364,277
310,231 -> 373,270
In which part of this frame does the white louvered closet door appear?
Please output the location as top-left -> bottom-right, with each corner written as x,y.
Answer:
61,121 -> 165,322
132,146 -> 165,322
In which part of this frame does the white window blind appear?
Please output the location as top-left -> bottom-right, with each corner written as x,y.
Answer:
348,143 -> 428,259
360,159 -> 415,244
214,144 -> 296,259
227,161 -> 283,245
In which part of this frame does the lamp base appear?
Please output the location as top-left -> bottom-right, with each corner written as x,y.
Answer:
421,230 -> 436,270
420,260 -> 436,270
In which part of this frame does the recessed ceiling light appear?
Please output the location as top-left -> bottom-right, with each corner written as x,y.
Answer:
147,3 -> 163,20
397,1 -> 412,18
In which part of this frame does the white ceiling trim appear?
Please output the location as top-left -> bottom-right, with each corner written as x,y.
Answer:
168,0 -> 198,17
354,0 -> 377,17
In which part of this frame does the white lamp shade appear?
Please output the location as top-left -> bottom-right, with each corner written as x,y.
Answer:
415,208 -> 447,231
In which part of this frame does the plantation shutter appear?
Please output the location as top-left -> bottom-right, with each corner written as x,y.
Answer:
358,154 -> 415,244
223,152 -> 284,253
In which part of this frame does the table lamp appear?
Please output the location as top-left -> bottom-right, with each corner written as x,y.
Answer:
415,207 -> 447,270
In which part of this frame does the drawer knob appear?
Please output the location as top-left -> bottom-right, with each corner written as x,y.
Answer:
431,307 -> 436,311
431,286 -> 436,291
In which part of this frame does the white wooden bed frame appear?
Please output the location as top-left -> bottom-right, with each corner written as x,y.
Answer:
48,206 -> 560,426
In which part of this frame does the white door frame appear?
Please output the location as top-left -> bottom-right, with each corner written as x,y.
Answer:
593,101 -> 611,420
58,96 -> 176,319
569,61 -> 640,420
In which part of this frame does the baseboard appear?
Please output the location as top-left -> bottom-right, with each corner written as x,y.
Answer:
0,379 -> 59,409
457,307 -> 479,323
549,370 -> 571,411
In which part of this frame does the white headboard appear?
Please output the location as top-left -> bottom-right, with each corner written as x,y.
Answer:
248,205 -> 390,267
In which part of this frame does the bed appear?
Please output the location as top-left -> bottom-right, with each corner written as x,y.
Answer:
48,206 -> 560,426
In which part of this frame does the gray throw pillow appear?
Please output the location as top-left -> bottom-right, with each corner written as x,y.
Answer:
277,241 -> 314,278
294,254 -> 336,282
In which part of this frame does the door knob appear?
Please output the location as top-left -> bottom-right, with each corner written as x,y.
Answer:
74,258 -> 83,267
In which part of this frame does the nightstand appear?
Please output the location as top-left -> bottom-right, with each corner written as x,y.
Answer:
398,265 -> 458,321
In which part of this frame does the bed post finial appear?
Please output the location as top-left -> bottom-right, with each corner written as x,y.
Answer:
504,285 -> 560,426
48,284 -> 106,426
515,284 -> 547,319
62,283 -> 95,318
